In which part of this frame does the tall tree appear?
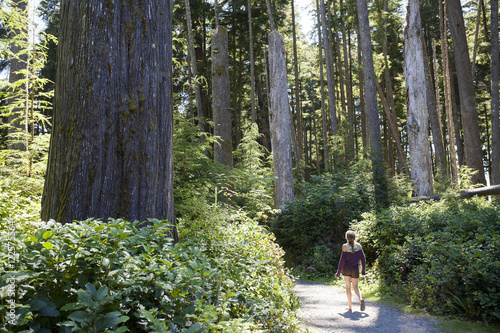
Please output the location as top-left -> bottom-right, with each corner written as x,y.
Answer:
315,0 -> 329,171
212,25 -> 233,168
291,0 -> 304,177
320,0 -> 339,146
6,0 -> 28,152
247,0 -> 256,124
446,0 -> 486,185
491,0 -> 500,185
440,0 -> 458,183
357,0 -> 388,205
42,0 -> 176,240
185,0 -> 204,134
404,0 -> 434,196
268,30 -> 294,208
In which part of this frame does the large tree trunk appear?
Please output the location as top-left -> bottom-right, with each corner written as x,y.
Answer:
42,0 -> 176,240
447,0 -> 486,185
357,0 -> 388,206
268,30 -> 294,209
491,0 -> 500,185
212,26 -> 233,168
316,0 -> 329,171
404,0 -> 434,196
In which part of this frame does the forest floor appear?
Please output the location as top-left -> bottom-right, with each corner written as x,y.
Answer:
294,280 -> 443,333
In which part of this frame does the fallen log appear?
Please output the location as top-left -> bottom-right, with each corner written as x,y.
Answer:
409,185 -> 500,203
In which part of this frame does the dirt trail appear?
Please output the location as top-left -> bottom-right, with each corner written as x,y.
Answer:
294,280 -> 442,333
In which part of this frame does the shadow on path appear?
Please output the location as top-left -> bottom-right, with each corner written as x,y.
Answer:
294,280 -> 441,333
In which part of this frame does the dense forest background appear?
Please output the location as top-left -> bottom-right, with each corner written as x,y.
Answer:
0,0 -> 499,331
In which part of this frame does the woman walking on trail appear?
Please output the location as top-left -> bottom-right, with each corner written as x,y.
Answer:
336,230 -> 366,312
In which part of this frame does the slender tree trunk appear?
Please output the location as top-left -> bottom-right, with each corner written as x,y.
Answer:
357,26 -> 367,153
342,18 -> 355,163
375,80 -> 409,175
471,0 -> 483,76
265,0 -> 276,31
316,0 -> 329,171
268,31 -> 294,208
440,0 -> 458,184
320,0 -> 339,142
404,0 -> 434,196
248,0 -> 256,123
212,26 -> 233,168
256,74 -> 271,152
423,38 -> 447,181
432,38 -> 448,178
447,0 -> 486,185
491,0 -> 500,185
292,0 -> 304,178
7,0 -> 28,153
185,0 -> 204,135
357,0 -> 388,205
42,0 -> 176,239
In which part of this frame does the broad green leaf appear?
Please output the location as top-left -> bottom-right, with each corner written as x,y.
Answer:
95,286 -> 108,301
42,242 -> 53,250
85,283 -> 97,297
95,313 -> 121,331
185,323 -> 202,333
42,231 -> 52,239
38,306 -> 60,317
68,311 -> 91,323
77,290 -> 95,307
60,303 -> 84,311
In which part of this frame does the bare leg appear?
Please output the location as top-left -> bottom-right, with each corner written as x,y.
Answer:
351,278 -> 363,302
343,276 -> 352,310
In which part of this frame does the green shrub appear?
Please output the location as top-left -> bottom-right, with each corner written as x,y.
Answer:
270,170 -> 374,273
0,215 -> 302,332
353,198 -> 500,323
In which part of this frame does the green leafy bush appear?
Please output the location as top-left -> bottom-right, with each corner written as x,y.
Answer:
353,198 -> 500,323
270,170 -> 374,273
0,214 -> 302,332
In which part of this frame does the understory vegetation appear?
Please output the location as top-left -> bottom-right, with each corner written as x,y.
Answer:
271,168 -> 500,326
0,213 -> 301,332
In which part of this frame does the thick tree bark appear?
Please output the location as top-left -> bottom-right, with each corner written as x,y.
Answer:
491,0 -> 500,185
212,26 -> 233,168
357,0 -> 388,206
42,0 -> 176,240
404,0 -> 434,196
446,0 -> 486,185
357,26 -> 367,154
316,0 -> 329,171
268,30 -> 294,209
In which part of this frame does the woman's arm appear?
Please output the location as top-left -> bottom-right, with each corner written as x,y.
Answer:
360,249 -> 366,275
336,251 -> 346,277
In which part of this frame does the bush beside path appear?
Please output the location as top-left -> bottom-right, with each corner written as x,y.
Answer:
294,280 -> 442,333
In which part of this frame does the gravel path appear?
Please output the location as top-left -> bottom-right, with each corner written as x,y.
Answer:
294,280 -> 442,333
